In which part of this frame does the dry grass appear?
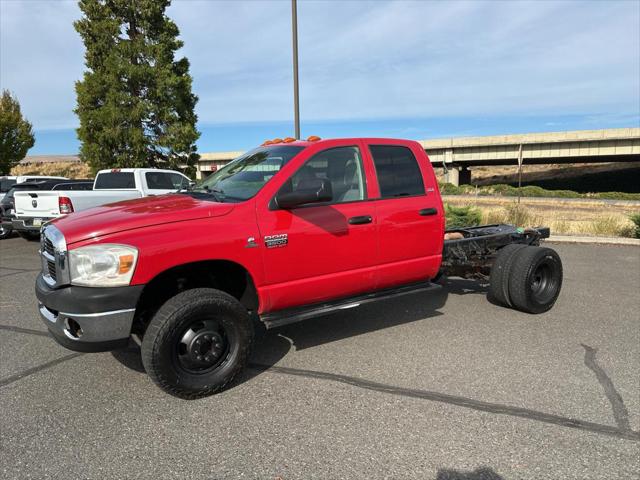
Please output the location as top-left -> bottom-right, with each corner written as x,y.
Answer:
10,162 -> 92,179
447,196 -> 638,237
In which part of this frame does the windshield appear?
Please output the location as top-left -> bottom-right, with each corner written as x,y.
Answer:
192,145 -> 305,202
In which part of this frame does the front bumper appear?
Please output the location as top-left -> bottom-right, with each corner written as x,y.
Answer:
35,274 -> 144,352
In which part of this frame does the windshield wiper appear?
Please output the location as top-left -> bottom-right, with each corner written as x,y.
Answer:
201,185 -> 225,202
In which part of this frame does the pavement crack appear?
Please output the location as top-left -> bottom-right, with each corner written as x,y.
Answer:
0,269 -> 41,278
580,343 -> 632,431
0,353 -> 85,388
248,363 -> 640,442
0,325 -> 50,337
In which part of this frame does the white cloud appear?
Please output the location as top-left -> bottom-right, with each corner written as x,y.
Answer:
1,0 -> 638,130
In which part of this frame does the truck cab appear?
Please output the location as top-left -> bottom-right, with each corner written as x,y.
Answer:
34,137 -> 562,398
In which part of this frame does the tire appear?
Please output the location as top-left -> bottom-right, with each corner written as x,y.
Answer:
141,288 -> 254,399
17,230 -> 40,241
488,244 -> 528,307
0,224 -> 12,240
508,246 -> 563,314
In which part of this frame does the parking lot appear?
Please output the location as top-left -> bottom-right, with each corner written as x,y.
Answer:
0,237 -> 638,479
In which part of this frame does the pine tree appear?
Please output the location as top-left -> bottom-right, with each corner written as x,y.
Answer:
74,0 -> 199,172
0,90 -> 35,175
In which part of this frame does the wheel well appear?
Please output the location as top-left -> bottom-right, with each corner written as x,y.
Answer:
133,260 -> 259,334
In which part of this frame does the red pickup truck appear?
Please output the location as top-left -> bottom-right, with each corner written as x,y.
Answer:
36,137 -> 562,398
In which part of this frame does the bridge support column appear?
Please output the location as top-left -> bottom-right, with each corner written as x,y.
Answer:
445,166 -> 471,186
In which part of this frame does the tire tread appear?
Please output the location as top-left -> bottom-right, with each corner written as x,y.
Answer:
489,244 -> 528,307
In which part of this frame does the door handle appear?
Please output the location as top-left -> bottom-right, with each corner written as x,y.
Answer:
348,215 -> 373,225
419,208 -> 438,216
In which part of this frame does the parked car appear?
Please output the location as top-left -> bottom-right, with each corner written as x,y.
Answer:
34,137 -> 563,398
1,179 -> 93,239
13,168 -> 192,237
1,175 -> 69,201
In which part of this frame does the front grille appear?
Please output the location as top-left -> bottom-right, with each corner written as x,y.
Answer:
41,225 -> 67,287
47,260 -> 57,281
44,237 -> 55,256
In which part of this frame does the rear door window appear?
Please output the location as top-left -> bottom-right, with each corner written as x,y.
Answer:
369,145 -> 425,198
94,172 -> 136,189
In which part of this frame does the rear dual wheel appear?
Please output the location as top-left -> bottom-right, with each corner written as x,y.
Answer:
489,245 -> 562,314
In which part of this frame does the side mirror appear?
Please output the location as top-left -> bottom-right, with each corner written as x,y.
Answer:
276,178 -> 333,209
188,181 -> 196,188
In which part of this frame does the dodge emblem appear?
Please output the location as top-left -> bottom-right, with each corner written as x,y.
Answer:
32,199 -> 38,208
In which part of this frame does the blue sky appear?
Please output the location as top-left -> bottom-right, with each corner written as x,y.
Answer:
1,0 -> 639,155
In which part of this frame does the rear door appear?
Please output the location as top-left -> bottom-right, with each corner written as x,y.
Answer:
256,141 -> 379,312
366,143 -> 443,289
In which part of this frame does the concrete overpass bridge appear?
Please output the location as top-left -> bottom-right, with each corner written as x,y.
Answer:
196,127 -> 640,184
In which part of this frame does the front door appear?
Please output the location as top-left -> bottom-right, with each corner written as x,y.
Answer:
257,143 -> 378,312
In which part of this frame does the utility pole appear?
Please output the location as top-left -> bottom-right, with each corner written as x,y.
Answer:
517,143 -> 523,204
291,0 -> 300,139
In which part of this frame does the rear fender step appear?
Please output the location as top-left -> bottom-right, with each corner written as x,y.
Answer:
260,281 -> 440,329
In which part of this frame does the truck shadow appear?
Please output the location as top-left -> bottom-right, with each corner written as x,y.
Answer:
242,277 -> 488,385
111,277 -> 489,383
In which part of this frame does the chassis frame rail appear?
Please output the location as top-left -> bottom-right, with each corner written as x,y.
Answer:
441,224 -> 550,278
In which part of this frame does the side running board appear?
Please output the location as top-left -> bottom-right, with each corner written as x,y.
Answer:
260,281 -> 440,329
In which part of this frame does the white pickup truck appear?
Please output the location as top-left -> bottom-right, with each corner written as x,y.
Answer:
13,168 -> 192,238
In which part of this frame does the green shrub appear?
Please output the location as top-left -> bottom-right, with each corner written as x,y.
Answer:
445,204 -> 482,228
438,182 -> 463,195
594,192 -> 640,201
630,213 -> 640,239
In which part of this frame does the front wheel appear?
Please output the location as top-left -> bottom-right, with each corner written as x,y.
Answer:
141,288 -> 254,399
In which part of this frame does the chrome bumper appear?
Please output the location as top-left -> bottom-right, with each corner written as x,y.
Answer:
39,303 -> 134,351
12,218 -> 48,232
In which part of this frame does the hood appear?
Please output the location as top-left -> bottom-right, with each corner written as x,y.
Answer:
53,194 -> 235,244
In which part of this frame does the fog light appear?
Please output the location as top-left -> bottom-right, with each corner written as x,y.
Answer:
64,318 -> 83,339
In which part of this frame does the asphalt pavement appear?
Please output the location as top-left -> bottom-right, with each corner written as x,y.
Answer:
0,236 -> 638,479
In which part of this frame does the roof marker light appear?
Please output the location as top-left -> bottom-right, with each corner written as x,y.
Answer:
307,135 -> 321,142
283,137 -> 296,143
272,138 -> 283,144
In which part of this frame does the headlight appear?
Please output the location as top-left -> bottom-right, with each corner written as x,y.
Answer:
69,244 -> 138,287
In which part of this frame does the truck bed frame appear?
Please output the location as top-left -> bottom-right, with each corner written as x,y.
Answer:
441,224 -> 550,278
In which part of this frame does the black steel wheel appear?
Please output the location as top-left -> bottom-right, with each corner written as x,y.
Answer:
175,319 -> 231,374
508,246 -> 563,314
142,288 -> 253,399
